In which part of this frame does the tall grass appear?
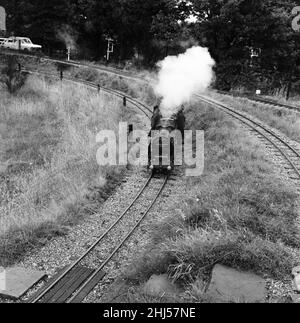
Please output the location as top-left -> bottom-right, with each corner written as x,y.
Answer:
0,52 -> 157,110
0,75 -> 126,266
71,68 -> 156,106
122,100 -> 300,303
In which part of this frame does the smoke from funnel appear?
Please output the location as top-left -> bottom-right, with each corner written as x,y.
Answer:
154,46 -> 215,117
57,25 -> 78,51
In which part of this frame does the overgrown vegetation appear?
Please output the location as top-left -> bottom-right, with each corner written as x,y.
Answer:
121,100 -> 300,303
0,52 -> 156,107
0,56 -> 27,94
2,1 -> 300,96
71,67 -> 156,106
0,76 -> 127,266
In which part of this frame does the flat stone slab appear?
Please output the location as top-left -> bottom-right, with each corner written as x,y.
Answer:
291,293 -> 300,304
206,264 -> 266,303
0,267 -> 46,300
292,266 -> 300,293
143,274 -> 180,297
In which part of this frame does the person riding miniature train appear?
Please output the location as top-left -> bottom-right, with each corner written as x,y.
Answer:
150,101 -> 186,136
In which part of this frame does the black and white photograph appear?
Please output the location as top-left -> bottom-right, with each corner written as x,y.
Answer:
0,0 -> 300,309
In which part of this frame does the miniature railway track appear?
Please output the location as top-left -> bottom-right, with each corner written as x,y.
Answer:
6,52 -> 300,184
0,49 -> 146,82
217,90 -> 300,113
196,94 -> 300,185
16,58 -> 300,187
3,50 -> 300,302
29,174 -> 168,303
1,49 -> 299,113
18,68 -> 170,303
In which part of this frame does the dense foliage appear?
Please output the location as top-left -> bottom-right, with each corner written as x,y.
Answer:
1,0 -> 300,95
191,0 -> 300,95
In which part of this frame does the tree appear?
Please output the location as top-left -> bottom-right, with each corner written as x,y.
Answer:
151,1 -> 192,58
1,56 -> 27,94
1,0 -> 192,64
191,0 -> 300,94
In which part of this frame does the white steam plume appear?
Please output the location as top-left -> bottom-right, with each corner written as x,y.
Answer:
154,46 -> 215,117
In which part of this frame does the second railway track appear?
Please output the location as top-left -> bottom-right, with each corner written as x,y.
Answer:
196,94 -> 300,188
217,90 -> 300,113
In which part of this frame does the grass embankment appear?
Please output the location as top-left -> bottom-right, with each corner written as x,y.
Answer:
0,53 -> 156,107
210,91 -> 300,143
263,94 -> 300,108
70,67 -> 156,106
121,99 -> 300,303
0,76 -> 127,266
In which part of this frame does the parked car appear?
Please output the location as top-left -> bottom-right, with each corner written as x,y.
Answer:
1,37 -> 42,52
0,37 -> 6,46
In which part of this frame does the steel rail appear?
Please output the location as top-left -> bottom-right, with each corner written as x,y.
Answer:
6,49 -> 298,113
2,50 -> 153,116
67,175 -> 169,303
30,174 -> 153,303
216,90 -> 300,113
0,49 -> 146,83
22,69 -> 152,117
0,57 -> 167,303
196,94 -> 300,180
29,69 -> 154,303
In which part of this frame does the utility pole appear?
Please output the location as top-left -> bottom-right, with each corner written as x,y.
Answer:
249,47 -> 261,95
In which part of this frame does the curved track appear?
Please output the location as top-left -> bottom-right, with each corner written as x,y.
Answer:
29,174 -> 168,303
0,49 -> 146,83
3,51 -> 299,301
217,90 -> 300,113
22,69 -> 152,118
4,51 -> 300,187
1,49 -> 299,113
196,94 -> 300,184
17,64 -> 170,303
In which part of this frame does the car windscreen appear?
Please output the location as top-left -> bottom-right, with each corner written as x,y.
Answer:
22,39 -> 32,44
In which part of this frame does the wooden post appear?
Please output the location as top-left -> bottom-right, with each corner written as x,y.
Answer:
286,77 -> 292,101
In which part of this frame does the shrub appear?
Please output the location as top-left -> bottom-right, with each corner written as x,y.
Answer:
1,56 -> 27,94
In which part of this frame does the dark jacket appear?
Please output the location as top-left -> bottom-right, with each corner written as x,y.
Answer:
151,106 -> 162,130
151,105 -> 185,134
176,107 -> 185,135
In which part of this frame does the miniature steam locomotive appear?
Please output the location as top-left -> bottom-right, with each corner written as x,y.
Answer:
148,105 -> 185,173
